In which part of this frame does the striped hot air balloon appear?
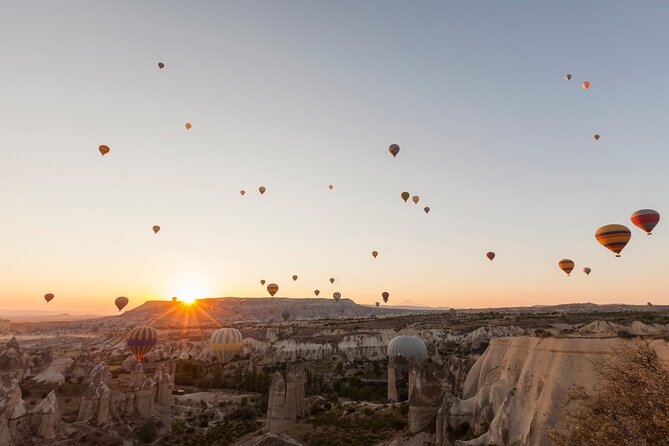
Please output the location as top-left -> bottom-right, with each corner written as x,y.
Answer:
558,259 -> 575,276
126,326 -> 158,362
595,224 -> 631,257
630,209 -> 660,235
209,328 -> 243,365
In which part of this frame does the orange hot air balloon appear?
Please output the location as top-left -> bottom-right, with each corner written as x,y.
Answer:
424,207 -> 430,214
185,122 -> 192,130
259,186 -> 266,195
389,144 -> 400,158
382,292 -> 389,303
372,251 -> 378,258
595,224 -> 631,257
583,267 -> 592,275
630,209 -> 660,235
260,279 -> 266,286
328,184 -> 333,190
558,259 -> 575,276
333,292 -> 341,302
292,275 -> 298,282
314,289 -> 320,296
240,190 -> 246,196
172,297 -> 177,302
565,74 -> 572,81
401,192 -> 410,202
267,283 -> 279,297
593,134 -> 600,141
412,196 -> 420,204
98,145 -> 110,156
582,81 -> 590,90
115,296 -> 129,312
44,293 -> 54,303
152,225 -> 160,234
486,252 -> 495,261
329,277 -> 335,284
158,62 -> 165,69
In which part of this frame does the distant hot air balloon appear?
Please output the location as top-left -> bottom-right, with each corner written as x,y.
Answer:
593,134 -> 600,141
329,278 -> 335,284
565,74 -> 572,81
158,62 -> 165,69
582,81 -> 590,90
328,184 -> 333,190
583,267 -> 592,275
382,292 -> 389,303
44,293 -> 54,303
389,144 -> 400,158
424,207 -> 430,214
375,302 -> 380,308
260,279 -> 266,286
98,145 -> 110,156
486,252 -> 495,261
209,328 -> 243,365
314,289 -> 320,296
115,296 -> 129,312
558,259 -> 575,276
595,224 -> 631,257
401,192 -> 410,203
292,275 -> 298,282
240,190 -> 246,196
259,186 -> 266,195
333,292 -> 341,302
281,310 -> 290,321
267,283 -> 279,297
412,196 -> 420,204
185,122 -> 192,130
630,209 -> 660,235
152,225 -> 160,234
372,251 -> 378,258
172,297 -> 177,302
126,326 -> 158,362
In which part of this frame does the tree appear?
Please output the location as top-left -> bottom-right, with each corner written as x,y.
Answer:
552,342 -> 669,446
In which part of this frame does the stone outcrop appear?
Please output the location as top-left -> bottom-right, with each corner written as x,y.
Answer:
0,338 -> 32,381
28,391 -> 60,439
408,361 -> 445,434
435,393 -> 456,446
32,357 -> 73,384
387,358 -> 398,403
77,374 -> 112,425
284,368 -> 305,421
266,372 -> 286,434
236,432 -> 305,446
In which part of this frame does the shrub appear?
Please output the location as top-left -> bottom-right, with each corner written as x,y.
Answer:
617,329 -> 634,339
137,420 -> 156,443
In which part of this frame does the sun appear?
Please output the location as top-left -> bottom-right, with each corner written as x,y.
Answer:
173,284 -> 204,305
183,296 -> 196,305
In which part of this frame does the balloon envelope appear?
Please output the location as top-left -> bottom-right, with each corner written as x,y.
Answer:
595,224 -> 631,257
558,259 -> 575,276
412,196 -> 420,204
209,328 -> 243,365
424,207 -> 430,214
259,186 -> 266,195
333,292 -> 341,302
98,145 -> 110,156
240,190 -> 245,196
401,192 -> 410,202
292,275 -> 298,281
630,209 -> 660,235
372,251 -> 378,258
593,134 -> 600,141
375,302 -> 380,308
328,184 -> 333,190
185,122 -> 192,129
152,225 -> 160,234
583,267 -> 592,275
388,336 -> 428,371
260,279 -> 266,285
565,74 -> 572,80
382,292 -> 389,303
281,310 -> 290,321
389,144 -> 400,158
582,81 -> 590,89
44,293 -> 54,303
158,62 -> 165,69
115,296 -> 129,312
329,278 -> 335,284
267,283 -> 279,297
126,326 -> 158,362
314,289 -> 320,296
486,252 -> 495,261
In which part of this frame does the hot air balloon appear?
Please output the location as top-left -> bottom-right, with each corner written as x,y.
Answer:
259,186 -> 266,195
388,336 -> 428,371
401,192 -> 410,202
281,310 -> 290,321
44,293 -> 54,303
115,296 -> 129,312
158,62 -> 165,69
593,134 -> 600,141
240,190 -> 246,196
382,292 -> 389,303
185,122 -> 192,130
98,145 -> 110,156
209,328 -> 243,365
328,184 -> 333,190
372,251 -> 378,258
172,297 -> 178,302
595,224 -> 631,257
292,275 -> 298,282
314,289 -> 320,296
630,209 -> 660,235
486,252 -> 495,261
412,196 -> 420,204
583,267 -> 592,275
582,81 -> 590,90
424,207 -> 430,214
389,144 -> 400,158
565,74 -> 572,81
333,292 -> 341,302
260,279 -> 266,286
329,278 -> 335,284
267,283 -> 279,297
559,259 -> 575,276
152,225 -> 160,234
375,302 -> 380,308
126,326 -> 158,362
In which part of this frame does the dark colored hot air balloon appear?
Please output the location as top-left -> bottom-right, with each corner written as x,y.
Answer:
158,62 -> 165,69
209,328 -> 243,364
281,310 -> 290,321
388,336 -> 428,371
44,293 -> 54,303
329,278 -> 335,284
172,297 -> 177,302
559,259 -> 575,276
375,302 -> 380,308
328,184 -> 333,190
424,207 -> 430,214
260,279 -> 266,286
267,283 -> 279,297
333,292 -> 341,302
98,145 -> 110,156
314,289 -> 320,296
382,292 -> 389,303
486,252 -> 495,261
630,209 -> 660,235
401,192 -> 410,202
259,186 -> 266,195
292,275 -> 298,282
565,74 -> 572,81
115,296 -> 129,312
372,251 -> 378,258
593,134 -> 600,141
126,326 -> 158,362
240,190 -> 246,196
583,267 -> 592,275
389,144 -> 400,158
152,225 -> 160,234
595,224 -> 631,257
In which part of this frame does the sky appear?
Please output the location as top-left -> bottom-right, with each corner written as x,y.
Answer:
0,1 -> 667,314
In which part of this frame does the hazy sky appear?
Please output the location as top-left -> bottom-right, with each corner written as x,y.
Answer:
1,1 -> 667,314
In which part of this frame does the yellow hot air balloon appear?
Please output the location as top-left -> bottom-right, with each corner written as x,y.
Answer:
98,145 -> 110,156
44,293 -> 54,303
259,186 -> 266,195
185,122 -> 192,130
292,275 -> 298,282
401,192 -> 410,203
372,250 -> 378,258
267,283 -> 279,297
209,328 -> 243,365
558,259 -> 575,276
126,326 -> 158,362
595,224 -> 631,257
152,225 -> 160,234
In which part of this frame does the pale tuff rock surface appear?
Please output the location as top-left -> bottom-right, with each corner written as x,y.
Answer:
266,372 -> 286,434
0,338 -> 32,381
236,432 -> 306,446
408,361 -> 445,433
32,357 -> 73,384
28,390 -> 60,440
448,337 -> 669,446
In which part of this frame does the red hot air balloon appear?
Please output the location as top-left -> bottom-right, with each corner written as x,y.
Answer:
486,252 -> 495,261
630,209 -> 660,235
44,293 -> 54,303
582,81 -> 590,89
115,296 -> 129,312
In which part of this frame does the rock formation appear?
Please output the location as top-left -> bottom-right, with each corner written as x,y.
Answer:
77,370 -> 112,425
236,432 -> 305,446
266,372 -> 286,434
0,338 -> 32,381
408,361 -> 445,434
387,357 -> 398,403
284,368 -> 305,421
28,390 -> 60,439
